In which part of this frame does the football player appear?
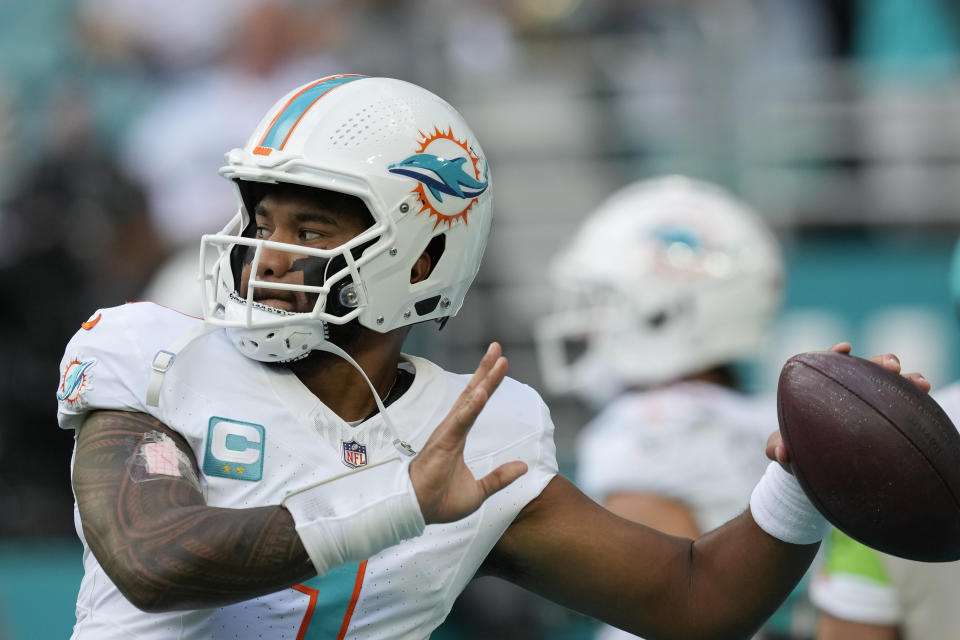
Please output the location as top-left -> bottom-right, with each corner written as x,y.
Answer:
57,75 -> 923,639
535,176 -> 813,640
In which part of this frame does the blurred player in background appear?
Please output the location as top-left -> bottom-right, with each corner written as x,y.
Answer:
535,176 -> 815,640
809,236 -> 960,640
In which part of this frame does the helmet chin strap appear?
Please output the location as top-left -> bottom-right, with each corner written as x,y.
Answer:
146,321 -> 417,458
310,338 -> 417,457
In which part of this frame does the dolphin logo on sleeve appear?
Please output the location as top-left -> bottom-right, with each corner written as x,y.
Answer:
388,154 -> 489,203
58,358 -> 97,403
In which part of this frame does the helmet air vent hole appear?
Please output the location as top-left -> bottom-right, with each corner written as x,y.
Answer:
266,332 -> 275,339
415,295 -> 441,316
564,337 -> 589,364
249,340 -> 259,348
647,311 -> 668,329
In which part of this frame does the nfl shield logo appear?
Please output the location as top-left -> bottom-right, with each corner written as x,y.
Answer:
342,440 -> 367,469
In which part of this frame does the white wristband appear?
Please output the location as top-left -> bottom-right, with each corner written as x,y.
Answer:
749,462 -> 830,545
282,457 -> 426,577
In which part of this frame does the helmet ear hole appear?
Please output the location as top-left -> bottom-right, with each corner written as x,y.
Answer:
423,234 -> 446,279
564,335 -> 589,365
647,309 -> 669,329
410,234 -> 448,315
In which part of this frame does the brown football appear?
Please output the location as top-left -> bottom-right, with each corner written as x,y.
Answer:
777,351 -> 960,562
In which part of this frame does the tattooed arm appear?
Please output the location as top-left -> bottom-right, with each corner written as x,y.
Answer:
72,345 -> 523,612
73,410 -> 315,612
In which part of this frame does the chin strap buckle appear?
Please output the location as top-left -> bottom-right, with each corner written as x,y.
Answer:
145,322 -> 218,408
393,438 -> 417,457
146,350 -> 177,407
152,350 -> 175,373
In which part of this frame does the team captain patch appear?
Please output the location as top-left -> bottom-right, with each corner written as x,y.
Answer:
203,417 -> 265,481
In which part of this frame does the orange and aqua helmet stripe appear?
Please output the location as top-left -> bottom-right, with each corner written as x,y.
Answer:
253,74 -> 366,156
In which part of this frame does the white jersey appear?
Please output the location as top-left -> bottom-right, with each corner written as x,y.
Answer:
577,382 -> 775,532
810,382 -> 960,639
57,303 -> 558,640
577,382 -> 790,640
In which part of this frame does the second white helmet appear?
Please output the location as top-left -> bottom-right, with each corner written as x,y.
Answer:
534,175 -> 783,399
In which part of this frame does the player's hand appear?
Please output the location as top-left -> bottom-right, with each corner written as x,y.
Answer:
409,342 -> 528,524
765,342 -> 930,471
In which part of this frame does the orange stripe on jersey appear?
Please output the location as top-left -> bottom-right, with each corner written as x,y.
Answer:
336,560 -> 368,640
292,583 -> 319,640
81,313 -> 102,330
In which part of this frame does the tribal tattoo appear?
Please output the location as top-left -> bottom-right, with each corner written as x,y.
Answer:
73,411 -> 315,611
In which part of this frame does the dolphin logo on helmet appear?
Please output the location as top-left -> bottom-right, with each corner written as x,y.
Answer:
387,154 -> 489,202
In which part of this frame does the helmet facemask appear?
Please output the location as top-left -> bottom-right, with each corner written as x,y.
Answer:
200,182 -> 392,363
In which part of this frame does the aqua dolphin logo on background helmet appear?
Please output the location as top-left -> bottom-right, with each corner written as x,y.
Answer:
533,175 -> 784,400
199,75 -> 493,363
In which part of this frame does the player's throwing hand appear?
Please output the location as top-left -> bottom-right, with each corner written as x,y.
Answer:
410,342 -> 529,524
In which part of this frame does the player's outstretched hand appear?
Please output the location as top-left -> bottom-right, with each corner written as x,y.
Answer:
409,342 -> 528,524
766,341 -> 931,470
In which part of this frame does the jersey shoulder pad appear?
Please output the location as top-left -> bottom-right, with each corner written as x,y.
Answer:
57,303 -> 201,430
447,371 -> 558,470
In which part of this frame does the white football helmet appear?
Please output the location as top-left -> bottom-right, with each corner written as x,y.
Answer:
534,175 -> 783,400
199,75 -> 493,362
